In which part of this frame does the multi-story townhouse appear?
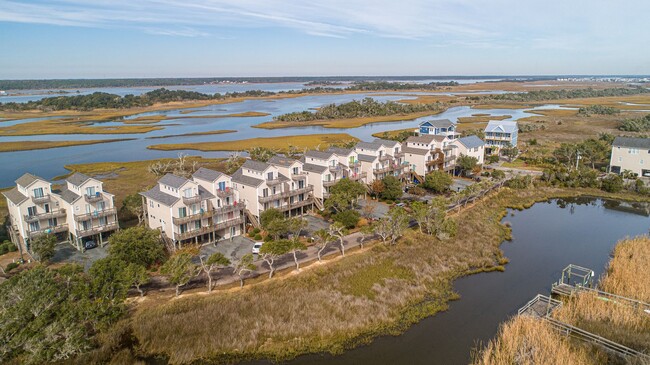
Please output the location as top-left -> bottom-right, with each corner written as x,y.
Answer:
191,167 -> 246,240
417,119 -> 460,140
354,139 -> 409,182
141,173 -> 224,246
484,120 -> 518,153
301,150 -> 347,199
60,173 -> 119,249
404,135 -> 447,174
3,172 -> 120,254
609,137 -> 650,177
451,135 -> 485,165
3,173 -> 69,253
232,159 -> 313,222
326,147 -> 367,183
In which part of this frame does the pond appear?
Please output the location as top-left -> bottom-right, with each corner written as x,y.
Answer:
247,197 -> 650,365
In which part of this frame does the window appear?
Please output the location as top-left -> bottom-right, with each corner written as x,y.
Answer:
183,188 -> 193,198
292,167 -> 299,175
86,186 -> 96,197
641,160 -> 644,165
149,200 -> 153,208
28,206 -> 37,217
267,172 -> 274,180
178,207 -> 187,218
218,181 -> 226,191
99,216 -> 107,226
33,187 -> 44,198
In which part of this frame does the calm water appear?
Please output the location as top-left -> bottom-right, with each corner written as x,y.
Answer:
248,197 -> 650,365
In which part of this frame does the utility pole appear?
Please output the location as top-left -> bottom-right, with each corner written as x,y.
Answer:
575,150 -> 581,170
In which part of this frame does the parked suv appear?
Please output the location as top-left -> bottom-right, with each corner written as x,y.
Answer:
252,242 -> 263,255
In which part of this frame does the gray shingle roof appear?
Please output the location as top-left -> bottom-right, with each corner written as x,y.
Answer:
2,188 -> 27,205
192,167 -> 224,182
159,174 -> 190,189
231,169 -> 264,187
242,159 -> 271,172
456,135 -> 485,149
269,155 -> 300,167
401,146 -> 430,155
15,173 -> 43,188
406,135 -> 444,144
57,186 -> 81,204
302,163 -> 328,173
373,138 -> 399,148
613,136 -> 650,149
420,119 -> 454,128
304,150 -> 335,160
355,141 -> 382,150
485,120 -> 518,133
66,172 -> 92,186
198,185 -> 215,200
140,185 -> 180,206
357,154 -> 377,162
326,147 -> 353,155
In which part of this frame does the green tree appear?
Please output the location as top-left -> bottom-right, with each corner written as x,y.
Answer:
260,239 -> 292,278
312,229 -> 332,262
260,208 -> 284,235
601,174 -> 624,193
124,263 -> 149,297
121,193 -> 144,225
501,145 -> 518,162
108,226 -> 166,269
233,253 -> 256,287
491,169 -> 506,180
248,147 -> 276,162
325,179 -> 366,212
89,258 -> 131,304
332,210 -> 361,228
410,201 -> 429,233
387,207 -> 410,245
422,170 -> 453,193
456,155 -> 478,176
199,252 -> 231,292
287,240 -> 307,271
380,175 -> 403,201
329,222 -> 348,256
30,233 -> 56,263
161,252 -> 198,296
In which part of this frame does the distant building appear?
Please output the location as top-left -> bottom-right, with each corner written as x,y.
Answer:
417,119 -> 459,139
452,135 -> 485,165
610,137 -> 650,177
484,120 -> 518,152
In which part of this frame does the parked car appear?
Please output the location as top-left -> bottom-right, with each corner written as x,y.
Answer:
84,240 -> 98,250
252,242 -> 263,255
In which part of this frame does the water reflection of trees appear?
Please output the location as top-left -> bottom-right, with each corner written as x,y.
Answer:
554,197 -> 599,214
553,197 -> 650,216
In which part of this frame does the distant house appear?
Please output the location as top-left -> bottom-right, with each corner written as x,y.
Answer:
484,120 -> 518,152
417,119 -> 459,139
452,135 -> 485,165
610,137 -> 650,177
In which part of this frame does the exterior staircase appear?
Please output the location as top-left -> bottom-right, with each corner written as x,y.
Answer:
245,209 -> 261,229
411,172 -> 424,185
314,197 -> 325,211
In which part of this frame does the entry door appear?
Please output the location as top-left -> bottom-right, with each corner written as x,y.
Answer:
44,203 -> 50,213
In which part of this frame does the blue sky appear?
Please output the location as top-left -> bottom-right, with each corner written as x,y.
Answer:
0,0 -> 648,79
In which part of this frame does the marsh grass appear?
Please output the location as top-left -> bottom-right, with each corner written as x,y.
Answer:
0,138 -> 135,152
253,111 -> 444,129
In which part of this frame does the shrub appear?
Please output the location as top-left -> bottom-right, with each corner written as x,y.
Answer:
422,170 -> 453,193
491,169 -> 506,180
0,245 -> 7,255
409,186 -> 427,196
333,210 -> 361,229
380,176 -> 403,201
5,262 -> 18,272
7,243 -> 17,252
505,175 -> 532,189
487,155 -> 500,164
254,234 -> 263,241
601,174 -> 623,193
253,228 -> 261,234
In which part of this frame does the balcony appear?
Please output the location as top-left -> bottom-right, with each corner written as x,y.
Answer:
348,160 -> 361,168
31,194 -> 50,204
212,201 -> 245,216
444,155 -> 456,162
77,222 -> 119,238
28,224 -> 68,238
328,164 -> 342,173
266,176 -> 283,186
323,179 -> 341,187
291,171 -> 307,180
485,134 -> 512,141
74,207 -> 117,222
259,186 -> 313,203
213,216 -> 244,230
348,172 -> 367,181
84,193 -> 103,203
182,195 -> 202,205
24,209 -> 66,223
373,166 -> 394,174
378,154 -> 393,162
277,198 -> 314,212
216,188 -> 234,198
394,151 -> 405,158
172,210 -> 212,225
176,224 -> 219,241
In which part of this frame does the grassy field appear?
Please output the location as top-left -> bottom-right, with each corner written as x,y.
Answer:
0,118 -> 165,136
473,236 -> 650,365
371,128 -> 415,139
145,130 -> 236,139
0,138 -> 135,152
94,187 -> 613,364
147,133 -> 359,152
253,110 -> 445,129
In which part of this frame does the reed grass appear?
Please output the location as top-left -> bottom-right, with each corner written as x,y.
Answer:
0,138 -> 134,152
147,134 -> 359,152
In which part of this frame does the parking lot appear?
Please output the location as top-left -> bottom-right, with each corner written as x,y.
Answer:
200,235 -> 256,262
51,242 -> 109,270
451,178 -> 475,192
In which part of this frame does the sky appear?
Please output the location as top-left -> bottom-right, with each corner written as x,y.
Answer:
0,0 -> 649,79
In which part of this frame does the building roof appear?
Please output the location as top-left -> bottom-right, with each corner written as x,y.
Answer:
406,135 -> 445,144
613,136 -> 650,149
242,159 -> 271,172
159,174 -> 190,189
401,146 -> 430,156
197,185 -> 216,200
355,141 -> 382,150
373,138 -> 399,148
304,150 -> 335,160
456,135 -> 485,149
326,147 -> 354,155
420,119 -> 454,129
357,154 -> 377,162
57,186 -> 81,204
231,169 -> 264,187
15,173 -> 44,188
192,167 -> 224,182
140,185 -> 179,206
269,155 -> 301,167
66,172 -> 92,186
302,163 -> 328,173
485,120 -> 518,133
2,188 -> 27,205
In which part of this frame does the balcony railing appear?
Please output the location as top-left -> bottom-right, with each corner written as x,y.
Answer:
328,165 -> 342,172
322,179 -> 340,187
373,166 -> 394,174
74,207 -> 117,222
28,224 -> 68,238
277,198 -> 314,212
258,186 -> 313,203
444,155 -> 456,162
24,209 -> 66,223
216,188 -> 234,198
77,222 -> 119,238
172,210 -> 212,225
348,172 -> 367,181
213,201 -> 245,216
182,195 -> 202,205
176,224 -> 219,241
31,194 -> 50,204
214,216 -> 244,230
84,194 -> 103,203
266,177 -> 282,186
378,154 -> 393,162
291,172 -> 307,180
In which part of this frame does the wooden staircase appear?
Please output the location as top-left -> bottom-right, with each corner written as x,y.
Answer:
313,197 -> 325,211
245,209 -> 261,229
411,172 -> 424,185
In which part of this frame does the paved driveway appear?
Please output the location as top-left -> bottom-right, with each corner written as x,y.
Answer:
451,178 -> 475,192
303,215 -> 330,236
357,198 -> 390,219
200,235 -> 256,262
51,242 -> 108,270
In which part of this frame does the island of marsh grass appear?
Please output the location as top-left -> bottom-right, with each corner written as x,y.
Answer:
253,110 -> 445,130
99,187 -> 610,364
147,133 -> 360,152
473,236 -> 650,365
124,111 -> 270,124
0,138 -> 135,152
145,129 -> 236,139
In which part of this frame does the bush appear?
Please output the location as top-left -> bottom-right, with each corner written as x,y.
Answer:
422,170 -> 453,193
601,174 -> 623,193
253,228 -> 261,234
254,234 -> 263,240
487,155 -> 500,164
263,235 -> 273,242
5,262 -> 18,272
333,210 -> 361,229
0,245 -> 7,255
505,175 -> 532,189
380,176 -> 403,201
409,186 -> 427,196
491,170 -> 506,180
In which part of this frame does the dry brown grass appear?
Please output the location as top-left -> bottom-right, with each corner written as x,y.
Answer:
472,316 -> 604,365
0,138 -> 134,152
600,236 -> 650,303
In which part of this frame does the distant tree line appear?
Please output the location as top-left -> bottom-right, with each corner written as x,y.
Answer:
482,87 -> 650,102
618,114 -> 650,132
577,104 -> 620,116
273,97 -> 444,122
